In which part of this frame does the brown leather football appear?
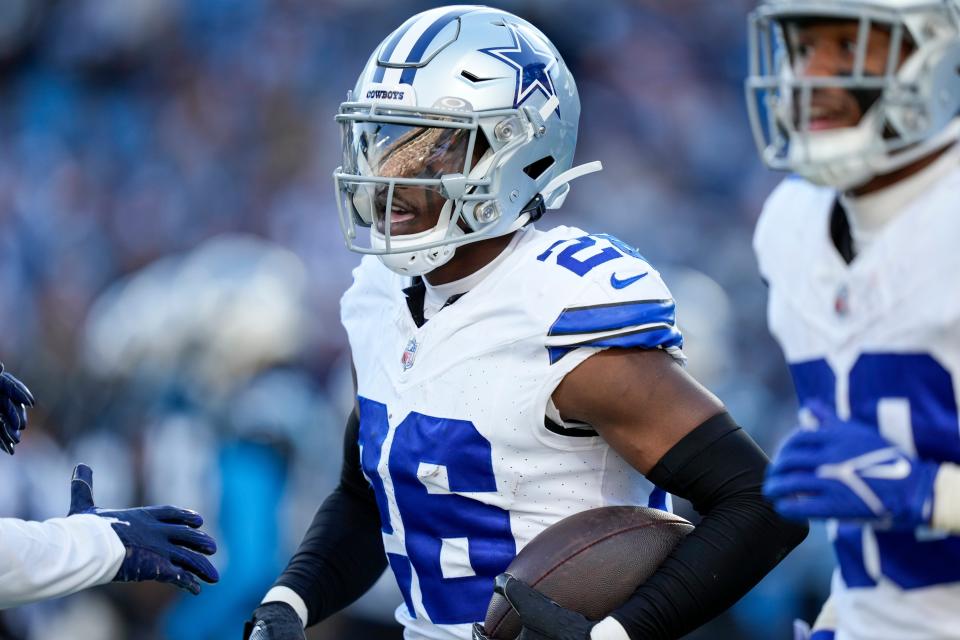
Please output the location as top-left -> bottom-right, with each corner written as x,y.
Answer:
482,506 -> 694,640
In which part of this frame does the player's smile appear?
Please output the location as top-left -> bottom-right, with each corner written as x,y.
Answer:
807,92 -> 861,131
374,188 -> 438,236
376,196 -> 416,233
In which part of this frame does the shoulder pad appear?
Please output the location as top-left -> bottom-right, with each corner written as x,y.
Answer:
341,255 -> 400,321
531,231 -> 683,363
754,177 -> 835,283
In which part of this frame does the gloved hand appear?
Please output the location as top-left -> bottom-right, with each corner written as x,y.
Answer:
67,463 -> 219,593
765,402 -> 939,529
472,574 -> 595,640
0,364 -> 35,455
243,602 -> 306,640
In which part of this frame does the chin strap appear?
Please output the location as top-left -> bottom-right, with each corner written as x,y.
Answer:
541,161 -> 604,209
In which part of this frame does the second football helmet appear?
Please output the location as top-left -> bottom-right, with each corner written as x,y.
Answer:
746,0 -> 960,189
334,6 -> 600,275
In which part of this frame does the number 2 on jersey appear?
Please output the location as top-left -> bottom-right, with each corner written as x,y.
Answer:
536,234 -> 647,277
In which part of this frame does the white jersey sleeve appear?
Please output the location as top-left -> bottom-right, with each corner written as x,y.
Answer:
0,514 -> 125,609
539,232 -> 684,364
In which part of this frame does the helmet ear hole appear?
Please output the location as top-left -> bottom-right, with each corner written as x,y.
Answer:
470,129 -> 492,169
523,156 -> 555,180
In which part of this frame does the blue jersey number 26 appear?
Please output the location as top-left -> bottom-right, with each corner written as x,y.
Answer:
357,397 -> 516,624
791,353 -> 960,590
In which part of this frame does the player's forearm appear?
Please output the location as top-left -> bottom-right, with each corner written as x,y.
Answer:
610,413 -> 808,639
268,411 -> 387,626
272,484 -> 387,626
0,514 -> 125,609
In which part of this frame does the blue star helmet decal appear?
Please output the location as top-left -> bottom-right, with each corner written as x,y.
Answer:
480,23 -> 560,117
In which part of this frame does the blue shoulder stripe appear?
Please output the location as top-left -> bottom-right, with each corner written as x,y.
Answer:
548,346 -> 576,364
549,299 -> 675,337
547,325 -> 683,364
574,324 -> 682,350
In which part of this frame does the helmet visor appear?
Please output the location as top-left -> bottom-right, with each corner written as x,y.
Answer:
340,120 -> 476,242
344,120 -> 475,181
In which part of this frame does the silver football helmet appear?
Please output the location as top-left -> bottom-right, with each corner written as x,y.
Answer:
334,5 -> 600,275
746,0 -> 960,190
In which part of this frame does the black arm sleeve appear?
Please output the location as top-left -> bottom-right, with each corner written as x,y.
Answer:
274,411 -> 387,627
610,412 -> 808,639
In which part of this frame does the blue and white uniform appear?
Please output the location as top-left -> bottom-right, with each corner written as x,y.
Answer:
754,150 -> 960,640
341,225 -> 683,640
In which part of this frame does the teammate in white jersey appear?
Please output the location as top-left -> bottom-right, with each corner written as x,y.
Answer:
0,364 -> 219,609
246,6 -> 807,640
746,1 -> 960,638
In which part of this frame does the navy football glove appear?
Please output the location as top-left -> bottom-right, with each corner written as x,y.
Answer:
243,602 -> 306,640
472,574 -> 595,640
0,364 -> 35,455
765,402 -> 939,529
68,464 -> 219,594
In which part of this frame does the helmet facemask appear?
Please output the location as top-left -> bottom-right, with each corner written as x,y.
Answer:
746,1 -> 960,190
334,100 -> 541,275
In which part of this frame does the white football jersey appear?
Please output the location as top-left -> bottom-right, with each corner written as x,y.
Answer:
341,225 -> 684,640
754,168 -> 960,640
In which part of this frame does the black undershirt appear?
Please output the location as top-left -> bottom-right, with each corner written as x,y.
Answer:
402,277 -> 465,328
830,198 -> 856,265
273,411 -> 807,637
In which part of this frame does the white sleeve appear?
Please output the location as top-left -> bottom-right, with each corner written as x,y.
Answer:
932,462 -> 960,533
0,514 -> 126,609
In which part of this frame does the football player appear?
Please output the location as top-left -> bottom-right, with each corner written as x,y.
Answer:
0,364 -> 220,608
746,1 -> 960,638
245,6 -> 807,640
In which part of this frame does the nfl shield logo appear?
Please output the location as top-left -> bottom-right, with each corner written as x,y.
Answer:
834,284 -> 850,317
401,338 -> 418,371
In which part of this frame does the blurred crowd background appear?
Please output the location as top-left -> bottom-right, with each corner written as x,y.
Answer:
0,0 -> 835,638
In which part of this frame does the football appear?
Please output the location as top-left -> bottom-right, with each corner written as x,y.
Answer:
482,506 -> 694,640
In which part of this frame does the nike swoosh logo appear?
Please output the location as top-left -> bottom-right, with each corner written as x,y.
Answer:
860,457 -> 912,480
610,272 -> 649,289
